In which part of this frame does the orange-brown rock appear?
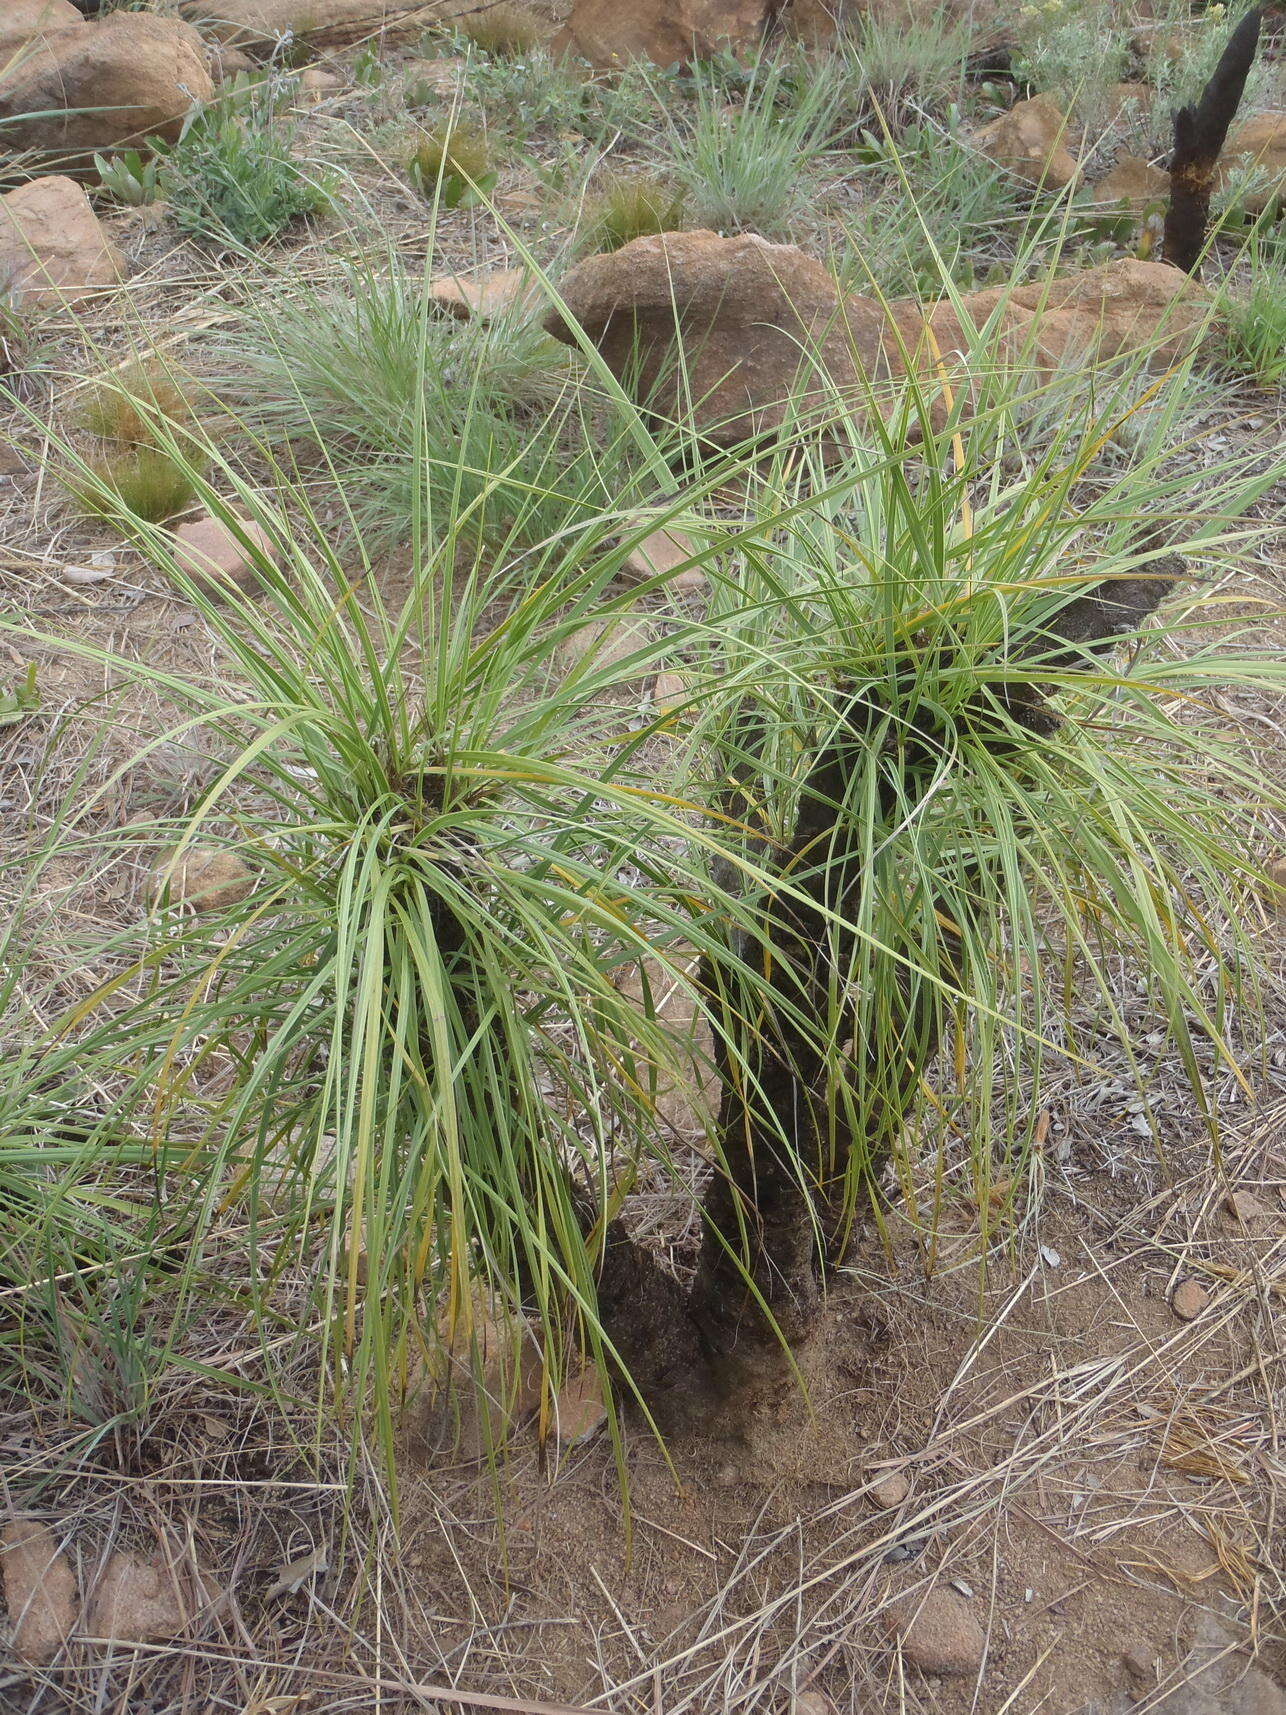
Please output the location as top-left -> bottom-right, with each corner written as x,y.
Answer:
1090,154 -> 1169,215
179,0 -> 454,53
544,229 -> 894,446
0,176 -> 124,308
974,94 -> 1080,191
0,0 -> 83,60
0,14 -> 212,160
552,0 -> 766,68
1219,112 -> 1286,214
1,1520 -> 78,1666
546,232 -> 1208,445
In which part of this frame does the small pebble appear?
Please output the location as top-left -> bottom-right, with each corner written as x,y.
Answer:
1171,1279 -> 1210,1322
1123,1644 -> 1157,1680
868,1469 -> 910,1509
1224,1189 -> 1267,1224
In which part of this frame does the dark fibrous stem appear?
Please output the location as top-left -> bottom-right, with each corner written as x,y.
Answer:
1163,7 -> 1262,275
590,555 -> 1186,1418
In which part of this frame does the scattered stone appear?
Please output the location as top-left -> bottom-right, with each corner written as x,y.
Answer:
868,1468 -> 910,1509
544,229 -> 894,449
1171,1278 -> 1210,1322
0,177 -> 125,310
85,1551 -> 186,1645
178,0 -> 444,53
1224,1189 -> 1268,1225
973,94 -> 1080,192
651,669 -> 692,710
293,66 -> 342,101
553,0 -> 765,69
1263,855 -> 1286,916
429,267 -> 540,323
1124,1644 -> 1158,1681
150,848 -> 254,912
549,1363 -> 608,1448
0,14 -> 213,160
621,524 -> 701,588
1149,1611 -> 1286,1715
1106,82 -> 1152,123
1090,154 -> 1169,217
168,515 -> 273,599
405,1289 -> 545,1462
1131,23 -> 1185,65
1,1519 -> 79,1666
883,1587 -> 985,1676
554,613 -> 657,690
1218,112 -> 1286,215
402,56 -> 468,94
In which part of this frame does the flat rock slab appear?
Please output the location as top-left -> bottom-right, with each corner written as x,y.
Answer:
86,1551 -> 186,1645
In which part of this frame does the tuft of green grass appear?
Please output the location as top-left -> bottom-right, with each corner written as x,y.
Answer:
655,53 -> 846,237
824,8 -> 976,125
64,446 -> 199,528
1219,245 -> 1286,387
581,171 -> 686,252
407,121 -> 496,206
457,2 -> 546,57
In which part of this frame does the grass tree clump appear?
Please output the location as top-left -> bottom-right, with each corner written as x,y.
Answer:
581,171 -> 687,252
7,284 -> 1284,1463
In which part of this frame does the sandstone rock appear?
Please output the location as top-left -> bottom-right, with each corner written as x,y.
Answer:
0,15 -> 213,161
1124,1644 -> 1159,1681
207,42 -> 257,81
429,267 -> 540,322
0,177 -> 124,309
621,523 -> 702,588
1224,1189 -> 1268,1226
0,0 -> 83,59
179,0 -> 449,53
544,229 -> 893,448
406,1290 -> 544,1462
1148,1612 -> 1286,1715
652,668 -> 692,708
86,1552 -> 185,1644
150,848 -> 254,912
553,0 -> 766,69
900,258 -> 1209,380
974,94 -> 1080,192
1265,855 -> 1286,916
549,1362 -> 608,1447
551,235 -> 1208,448
1219,113 -> 1286,215
294,65 -> 342,101
555,613 -> 657,690
403,55 -> 468,94
793,1693 -> 838,1715
1106,81 -> 1152,122
1,1519 -> 78,1666
1171,1278 -> 1210,1322
884,1587 -> 985,1676
1090,154 -> 1169,215
169,515 -> 273,598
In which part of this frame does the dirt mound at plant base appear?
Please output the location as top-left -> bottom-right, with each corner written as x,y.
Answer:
396,1161 -> 1286,1714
